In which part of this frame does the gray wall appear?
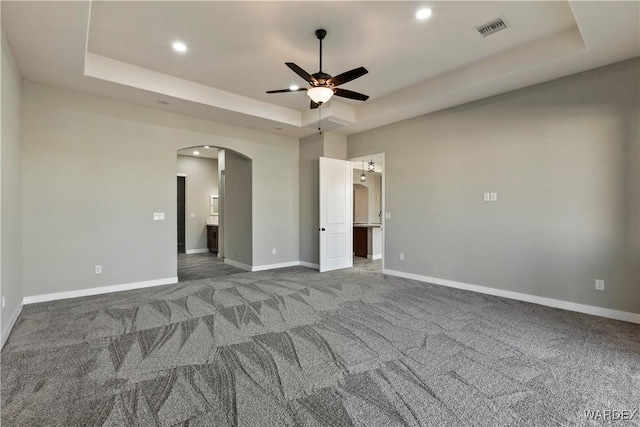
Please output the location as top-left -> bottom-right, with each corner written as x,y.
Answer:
299,133 -> 323,265
176,155 -> 218,251
21,83 -> 298,297
1,30 -> 23,344
323,132 -> 347,160
348,59 -> 640,314
223,150 -> 252,266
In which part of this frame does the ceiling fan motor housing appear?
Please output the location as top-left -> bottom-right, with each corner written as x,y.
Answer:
312,72 -> 332,86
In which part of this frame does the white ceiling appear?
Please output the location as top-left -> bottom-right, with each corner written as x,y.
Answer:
3,1 -> 639,139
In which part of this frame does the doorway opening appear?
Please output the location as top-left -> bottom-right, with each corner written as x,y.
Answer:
348,153 -> 385,271
176,146 -> 252,281
177,175 -> 186,254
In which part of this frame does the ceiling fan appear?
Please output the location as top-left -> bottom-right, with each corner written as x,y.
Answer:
266,29 -> 369,109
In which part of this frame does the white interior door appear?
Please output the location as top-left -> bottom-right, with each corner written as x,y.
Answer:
319,157 -> 353,272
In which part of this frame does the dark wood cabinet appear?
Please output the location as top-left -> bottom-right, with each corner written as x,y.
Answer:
207,225 -> 218,254
353,227 -> 367,257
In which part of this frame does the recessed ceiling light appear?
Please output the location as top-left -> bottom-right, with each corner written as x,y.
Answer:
193,151 -> 200,155
204,145 -> 211,149
172,41 -> 187,52
289,85 -> 299,91
416,8 -> 433,20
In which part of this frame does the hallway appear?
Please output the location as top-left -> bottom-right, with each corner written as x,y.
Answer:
177,252 -> 244,282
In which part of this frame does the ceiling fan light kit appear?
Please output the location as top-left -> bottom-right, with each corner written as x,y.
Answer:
266,29 -> 369,109
308,86 -> 334,104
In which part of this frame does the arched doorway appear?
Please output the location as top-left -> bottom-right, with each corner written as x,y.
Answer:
176,146 -> 252,281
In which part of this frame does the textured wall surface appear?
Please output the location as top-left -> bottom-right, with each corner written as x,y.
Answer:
349,59 -> 640,313
21,83 -> 298,296
1,31 -> 23,345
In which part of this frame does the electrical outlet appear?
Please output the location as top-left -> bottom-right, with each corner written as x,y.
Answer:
595,279 -> 604,291
399,253 -> 404,261
272,248 -> 277,255
95,265 -> 102,274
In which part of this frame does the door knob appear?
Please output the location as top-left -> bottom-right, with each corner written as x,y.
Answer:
320,228 -> 326,231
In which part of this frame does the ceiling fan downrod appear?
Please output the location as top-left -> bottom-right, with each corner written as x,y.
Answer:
316,29 -> 326,73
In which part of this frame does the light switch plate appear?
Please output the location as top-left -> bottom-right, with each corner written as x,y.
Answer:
490,192 -> 497,201
483,193 -> 490,202
385,212 -> 391,219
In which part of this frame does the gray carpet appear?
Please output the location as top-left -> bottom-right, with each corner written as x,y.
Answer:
1,266 -> 639,426
353,256 -> 382,273
178,252 -> 245,282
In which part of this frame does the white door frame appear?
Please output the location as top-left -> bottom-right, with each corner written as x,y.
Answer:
218,169 -> 225,258
347,153 -> 385,270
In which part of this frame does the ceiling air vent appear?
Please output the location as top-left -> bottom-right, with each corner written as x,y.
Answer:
475,17 -> 508,37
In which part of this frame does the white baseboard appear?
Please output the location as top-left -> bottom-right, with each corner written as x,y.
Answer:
222,259 -> 319,272
224,259 -> 252,271
383,269 -> 640,324
1,302 -> 24,349
367,254 -> 382,260
186,248 -> 209,254
252,261 -> 301,272
300,261 -> 320,270
241,260 -> 320,271
22,277 -> 178,305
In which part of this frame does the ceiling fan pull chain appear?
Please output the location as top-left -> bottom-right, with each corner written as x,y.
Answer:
318,105 -> 322,135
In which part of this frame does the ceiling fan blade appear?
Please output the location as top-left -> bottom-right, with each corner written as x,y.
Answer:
286,62 -> 318,84
310,100 -> 320,109
266,88 -> 307,94
334,88 -> 369,101
328,67 -> 368,87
